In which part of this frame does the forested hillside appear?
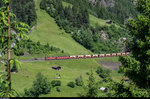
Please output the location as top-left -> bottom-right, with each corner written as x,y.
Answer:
0,0 -> 37,27
0,0 -> 136,54
63,0 -> 138,24
40,0 -> 133,53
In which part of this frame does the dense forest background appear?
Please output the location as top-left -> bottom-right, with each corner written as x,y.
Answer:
63,0 -> 138,24
0,0 -> 37,27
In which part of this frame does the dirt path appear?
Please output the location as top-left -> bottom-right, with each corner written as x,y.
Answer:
99,62 -> 121,70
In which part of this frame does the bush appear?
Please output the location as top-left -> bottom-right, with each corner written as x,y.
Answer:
96,81 -> 103,85
96,66 -> 103,74
118,68 -> 123,74
105,69 -> 112,74
103,77 -> 113,82
96,66 -> 111,79
67,81 -> 75,88
51,80 -> 61,87
56,87 -> 61,92
75,75 -> 84,86
24,72 -> 51,97
86,72 -> 90,75
14,48 -> 24,56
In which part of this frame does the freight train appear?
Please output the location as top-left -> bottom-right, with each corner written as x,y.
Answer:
45,52 -> 130,60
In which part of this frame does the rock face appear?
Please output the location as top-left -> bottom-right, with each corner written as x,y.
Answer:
89,0 -> 115,7
89,0 -> 97,5
101,0 -> 107,7
101,30 -> 108,42
100,0 -> 115,7
105,0 -> 115,7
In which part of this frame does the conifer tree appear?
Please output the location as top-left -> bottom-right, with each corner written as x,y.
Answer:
110,0 -> 150,97
119,0 -> 150,89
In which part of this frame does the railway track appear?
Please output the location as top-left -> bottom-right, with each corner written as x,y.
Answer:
19,52 -> 130,62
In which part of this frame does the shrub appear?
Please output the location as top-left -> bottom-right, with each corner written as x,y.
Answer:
118,68 -> 123,74
56,87 -> 61,92
103,77 -> 112,82
14,48 -> 24,56
24,72 -> 51,97
96,66 -> 103,75
96,80 -> 103,85
105,69 -> 112,74
67,81 -> 75,88
51,80 -> 61,87
75,75 -> 84,86
86,72 -> 90,75
96,66 -> 111,79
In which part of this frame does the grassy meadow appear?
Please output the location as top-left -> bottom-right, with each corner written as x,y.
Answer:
89,14 -> 111,27
62,1 -> 73,8
11,59 -> 100,97
0,52 -> 123,97
1,57 -> 122,97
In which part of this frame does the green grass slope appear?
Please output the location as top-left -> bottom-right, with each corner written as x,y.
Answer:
29,0 -> 92,56
62,1 -> 73,8
11,59 -> 100,97
9,57 -> 122,97
89,14 -> 124,29
89,14 -> 110,27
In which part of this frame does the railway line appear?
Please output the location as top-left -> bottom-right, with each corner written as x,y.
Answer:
19,52 -> 130,62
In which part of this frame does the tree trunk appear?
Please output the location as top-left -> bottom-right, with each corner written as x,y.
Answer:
7,0 -> 11,91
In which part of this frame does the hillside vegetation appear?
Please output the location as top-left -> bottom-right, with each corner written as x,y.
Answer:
0,0 -> 37,27
29,0 -> 92,56
40,0 -> 131,54
62,1 -> 110,27
64,0 -> 138,24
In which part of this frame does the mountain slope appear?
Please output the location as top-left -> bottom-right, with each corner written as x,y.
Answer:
29,0 -> 92,55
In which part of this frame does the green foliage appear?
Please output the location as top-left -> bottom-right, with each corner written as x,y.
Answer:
9,0 -> 37,26
109,80 -> 150,97
40,0 -> 130,54
0,0 -> 30,97
0,73 -> 8,97
56,87 -> 61,92
14,48 -> 24,56
109,0 -> 150,97
0,73 -> 19,97
0,3 -> 29,57
0,0 -> 37,26
67,81 -> 75,88
119,0 -> 150,88
117,68 -> 124,74
96,66 -> 112,82
103,77 -> 112,83
72,25 -> 130,54
24,72 -> 51,97
4,59 -> 21,73
51,80 -> 61,87
63,0 -> 138,24
75,75 -> 84,86
40,0 -> 89,31
12,39 -> 61,56
81,69 -> 98,97
10,59 -> 21,72
96,66 -> 111,78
